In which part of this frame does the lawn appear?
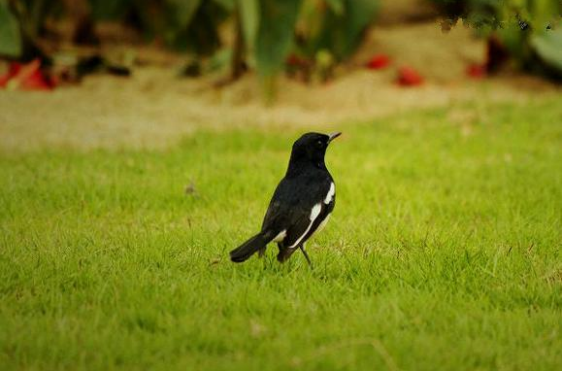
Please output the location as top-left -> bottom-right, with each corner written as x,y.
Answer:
0,99 -> 561,370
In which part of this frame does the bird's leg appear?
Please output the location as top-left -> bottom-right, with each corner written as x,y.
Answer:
299,244 -> 313,268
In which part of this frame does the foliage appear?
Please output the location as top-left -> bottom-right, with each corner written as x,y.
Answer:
1,100 -> 561,369
430,0 -> 562,77
0,0 -> 380,95
3,0 -> 560,84
289,0 -> 378,83
531,28 -> 562,71
295,0 -> 378,60
0,0 -> 21,57
88,0 -> 227,55
255,0 -> 302,77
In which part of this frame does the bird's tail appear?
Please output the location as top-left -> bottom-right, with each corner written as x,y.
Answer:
230,232 -> 273,263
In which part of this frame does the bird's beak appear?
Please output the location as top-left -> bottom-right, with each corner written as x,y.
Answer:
328,132 -> 342,143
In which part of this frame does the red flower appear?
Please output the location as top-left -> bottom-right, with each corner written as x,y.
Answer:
0,74 -> 11,88
286,54 -> 308,67
0,60 -> 55,91
366,54 -> 391,70
397,66 -> 424,86
466,63 -> 486,79
0,63 -> 20,88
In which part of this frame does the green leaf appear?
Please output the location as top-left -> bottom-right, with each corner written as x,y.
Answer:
171,1 -> 225,55
238,0 -> 259,50
212,0 -> 235,11
90,0 -> 133,20
337,0 -> 378,58
531,29 -> 562,72
206,47 -> 233,73
0,0 -> 22,58
166,0 -> 201,29
255,0 -> 302,77
300,0 -> 378,61
325,0 -> 344,16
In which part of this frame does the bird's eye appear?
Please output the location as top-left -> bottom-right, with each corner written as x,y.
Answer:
317,140 -> 323,147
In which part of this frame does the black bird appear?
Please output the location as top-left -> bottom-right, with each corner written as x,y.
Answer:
230,132 -> 341,266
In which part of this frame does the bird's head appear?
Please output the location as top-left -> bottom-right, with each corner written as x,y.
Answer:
290,132 -> 341,169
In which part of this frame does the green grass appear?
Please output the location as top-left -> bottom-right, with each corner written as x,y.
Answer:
1,99 -> 561,370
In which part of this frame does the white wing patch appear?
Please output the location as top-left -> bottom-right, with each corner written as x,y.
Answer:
289,203 -> 322,249
324,182 -> 335,204
272,230 -> 287,242
310,203 -> 322,221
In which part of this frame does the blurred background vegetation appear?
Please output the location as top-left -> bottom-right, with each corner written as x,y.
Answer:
0,0 -> 560,97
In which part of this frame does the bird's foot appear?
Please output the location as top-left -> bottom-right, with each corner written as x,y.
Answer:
299,245 -> 313,269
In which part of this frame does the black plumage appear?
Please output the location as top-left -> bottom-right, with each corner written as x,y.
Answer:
230,132 -> 341,266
